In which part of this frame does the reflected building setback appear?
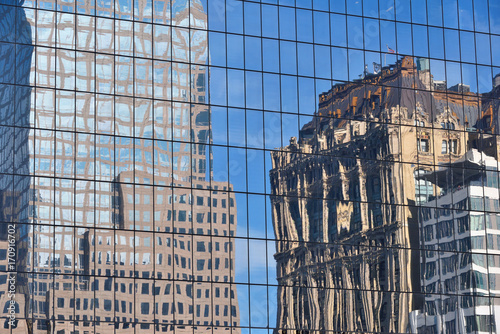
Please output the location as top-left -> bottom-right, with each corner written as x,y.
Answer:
270,56 -> 500,333
1,0 -> 239,333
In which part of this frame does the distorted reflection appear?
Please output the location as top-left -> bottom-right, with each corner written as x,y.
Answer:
2,0 -> 500,333
270,56 -> 500,333
410,150 -> 500,333
0,1 -> 33,332
1,0 -> 240,333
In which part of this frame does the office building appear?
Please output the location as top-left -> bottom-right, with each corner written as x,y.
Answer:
1,0 -> 239,333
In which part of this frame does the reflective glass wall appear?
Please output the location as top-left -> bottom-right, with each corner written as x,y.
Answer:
1,0 -> 500,333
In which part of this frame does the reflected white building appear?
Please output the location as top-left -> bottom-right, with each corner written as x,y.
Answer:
410,149 -> 500,333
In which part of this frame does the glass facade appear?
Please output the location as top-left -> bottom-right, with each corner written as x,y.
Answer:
1,0 -> 500,333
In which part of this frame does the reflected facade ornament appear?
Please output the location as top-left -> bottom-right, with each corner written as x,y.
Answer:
270,56 -> 499,333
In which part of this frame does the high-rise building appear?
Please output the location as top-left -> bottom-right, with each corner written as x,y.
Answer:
1,0 -> 239,333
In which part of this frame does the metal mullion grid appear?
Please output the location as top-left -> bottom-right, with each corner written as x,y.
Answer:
10,211 -> 500,277
169,1 -> 177,330
391,8 -> 408,325
224,0 -> 242,332
26,155 -> 500,220
221,2 -> 236,331
273,0 -> 285,333
343,0 -> 351,85
375,0 -> 384,78
327,0 -> 337,155
71,6 -> 78,332
257,0 -> 271,326
0,128 -> 468,188
29,2 -> 38,331
204,0 -> 216,332
462,33 -> 489,332
385,0 -> 413,322
18,1 -> 496,332
169,1 -> 175,328
422,1 -> 450,331
5,31 -> 22,327
91,0 -> 97,331
130,0 -> 138,331
259,9 -> 276,308
490,0 -> 500,317
4,21 -> 499,86
21,0 -> 500,45
472,2 -> 496,326
205,0 -> 218,330
453,4 -> 477,331
3,50 -> 493,117
151,0 -> 158,332
486,0 -> 496,103
148,5 -> 176,329
6,0 -> 487,35
50,1 -> 58,330
407,0 -> 431,322
4,38 -> 494,124
241,2 -> 251,331
113,0 -> 120,329
187,1 -> 196,332
241,2 -> 261,332
293,8 -> 300,289
443,4 -> 477,325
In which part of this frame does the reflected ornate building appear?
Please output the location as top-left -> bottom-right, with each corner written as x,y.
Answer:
270,56 -> 496,333
1,0 -> 239,333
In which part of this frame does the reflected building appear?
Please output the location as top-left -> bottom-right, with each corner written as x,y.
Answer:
270,56 -> 488,333
1,0 -> 239,333
0,1 -> 33,332
409,150 -> 500,333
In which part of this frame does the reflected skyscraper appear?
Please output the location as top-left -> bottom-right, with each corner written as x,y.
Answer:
2,0 -> 239,333
0,2 -> 33,332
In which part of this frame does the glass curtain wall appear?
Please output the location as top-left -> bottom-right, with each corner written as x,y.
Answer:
0,0 -> 500,333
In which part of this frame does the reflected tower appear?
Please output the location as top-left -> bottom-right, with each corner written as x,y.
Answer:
270,56 -> 477,333
0,1 -> 33,332
7,0 -> 240,333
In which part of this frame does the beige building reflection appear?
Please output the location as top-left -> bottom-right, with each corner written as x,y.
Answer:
1,0 -> 239,333
270,56 -> 500,333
